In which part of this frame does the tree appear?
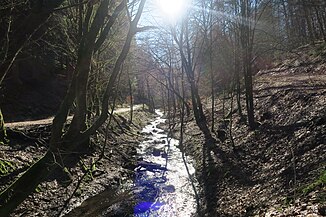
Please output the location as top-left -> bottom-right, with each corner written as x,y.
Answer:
172,12 -> 214,142
0,0 -> 147,215
0,110 -> 7,144
240,0 -> 256,129
0,0 -> 67,143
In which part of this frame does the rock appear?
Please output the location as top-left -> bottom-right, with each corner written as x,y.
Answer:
306,214 -> 318,217
161,152 -> 168,159
216,129 -> 227,142
318,206 -> 326,216
141,131 -> 152,136
162,185 -> 175,193
261,111 -> 273,121
123,162 -> 137,170
92,170 -> 105,177
301,203 -> 308,210
153,140 -> 160,144
137,161 -> 168,172
315,116 -> 325,125
152,148 -> 161,156
129,147 -> 137,155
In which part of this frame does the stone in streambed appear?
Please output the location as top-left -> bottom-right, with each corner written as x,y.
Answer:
153,140 -> 162,144
137,161 -> 167,172
161,152 -> 168,159
123,161 -> 137,170
141,132 -> 152,136
162,185 -> 175,193
152,148 -> 161,156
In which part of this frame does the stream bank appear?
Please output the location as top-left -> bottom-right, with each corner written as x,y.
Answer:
175,68 -> 326,216
0,108 -> 154,216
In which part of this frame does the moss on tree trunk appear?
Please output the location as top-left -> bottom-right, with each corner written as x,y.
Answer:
0,151 -> 54,216
0,109 -> 8,144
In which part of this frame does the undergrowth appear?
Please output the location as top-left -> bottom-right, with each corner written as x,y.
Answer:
302,169 -> 326,195
0,159 -> 15,176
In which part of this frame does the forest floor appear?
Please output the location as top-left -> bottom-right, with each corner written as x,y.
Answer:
179,44 -> 326,216
0,107 -> 154,216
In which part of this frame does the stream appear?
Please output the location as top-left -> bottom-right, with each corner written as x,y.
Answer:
132,110 -> 197,216
64,110 -> 197,217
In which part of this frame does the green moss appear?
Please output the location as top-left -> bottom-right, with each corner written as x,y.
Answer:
302,170 -> 326,195
312,42 -> 326,58
282,195 -> 294,206
74,189 -> 82,197
35,184 -> 43,193
0,159 -> 15,176
79,159 -> 96,182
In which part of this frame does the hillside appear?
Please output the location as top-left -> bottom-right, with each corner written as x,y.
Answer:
181,43 -> 326,216
0,109 -> 154,216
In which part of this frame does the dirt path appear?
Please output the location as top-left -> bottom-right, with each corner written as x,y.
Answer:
6,105 -> 142,129
256,74 -> 326,89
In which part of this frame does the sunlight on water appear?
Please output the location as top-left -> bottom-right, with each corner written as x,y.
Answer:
133,110 -> 197,217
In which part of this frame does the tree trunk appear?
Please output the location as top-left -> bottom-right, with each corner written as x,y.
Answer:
0,151 -> 54,217
244,64 -> 255,129
146,78 -> 155,113
315,7 -> 326,40
0,109 -> 7,144
209,30 -> 215,132
127,71 -> 134,123
240,0 -> 256,130
175,22 -> 214,142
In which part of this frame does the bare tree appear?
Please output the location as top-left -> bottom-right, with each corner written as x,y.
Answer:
0,0 -> 66,143
0,0 -> 147,215
240,0 -> 256,129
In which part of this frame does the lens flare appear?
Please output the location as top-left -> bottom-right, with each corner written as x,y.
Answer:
157,0 -> 187,21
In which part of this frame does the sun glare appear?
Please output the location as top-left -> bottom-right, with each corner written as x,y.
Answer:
157,0 -> 187,21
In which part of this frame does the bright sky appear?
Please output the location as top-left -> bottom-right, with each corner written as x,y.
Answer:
157,0 -> 187,20
139,0 -> 190,27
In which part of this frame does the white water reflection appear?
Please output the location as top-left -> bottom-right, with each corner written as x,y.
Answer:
133,110 -> 197,217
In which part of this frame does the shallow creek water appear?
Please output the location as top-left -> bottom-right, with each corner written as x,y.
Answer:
132,110 -> 197,216
64,110 -> 197,217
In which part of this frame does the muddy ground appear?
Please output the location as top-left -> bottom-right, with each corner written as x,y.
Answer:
0,109 -> 155,216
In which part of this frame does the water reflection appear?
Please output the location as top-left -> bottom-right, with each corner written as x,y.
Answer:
133,110 -> 196,217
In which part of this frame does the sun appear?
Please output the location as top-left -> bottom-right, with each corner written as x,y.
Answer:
157,0 -> 187,21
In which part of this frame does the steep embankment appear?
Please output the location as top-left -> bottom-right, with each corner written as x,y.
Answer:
0,108 -> 154,216
182,43 -> 326,216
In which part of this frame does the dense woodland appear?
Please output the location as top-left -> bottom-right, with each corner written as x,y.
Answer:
0,0 -> 325,216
